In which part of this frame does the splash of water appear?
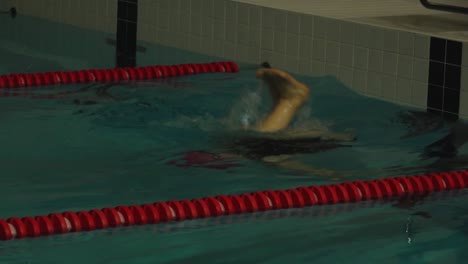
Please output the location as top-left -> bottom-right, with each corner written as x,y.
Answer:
224,82 -> 266,130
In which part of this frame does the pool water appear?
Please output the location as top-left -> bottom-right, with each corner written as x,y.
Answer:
1,15 -> 468,264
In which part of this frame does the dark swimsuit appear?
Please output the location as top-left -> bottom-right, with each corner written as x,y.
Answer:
223,136 -> 352,160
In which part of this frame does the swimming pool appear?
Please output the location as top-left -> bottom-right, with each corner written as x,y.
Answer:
1,15 -> 468,264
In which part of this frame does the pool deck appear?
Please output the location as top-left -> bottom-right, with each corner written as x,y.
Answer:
236,0 -> 468,42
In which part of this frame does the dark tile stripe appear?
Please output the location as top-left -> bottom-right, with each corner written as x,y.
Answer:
116,0 -> 138,67
427,37 -> 463,119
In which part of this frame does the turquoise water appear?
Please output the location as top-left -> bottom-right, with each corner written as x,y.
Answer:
1,15 -> 468,264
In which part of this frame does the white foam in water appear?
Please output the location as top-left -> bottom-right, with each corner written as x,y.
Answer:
225,82 -> 266,130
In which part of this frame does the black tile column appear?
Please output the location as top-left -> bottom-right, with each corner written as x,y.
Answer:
116,0 -> 138,67
427,37 -> 462,120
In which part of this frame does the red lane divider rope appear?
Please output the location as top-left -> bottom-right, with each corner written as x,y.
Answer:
0,61 -> 239,89
1,170 -> 467,240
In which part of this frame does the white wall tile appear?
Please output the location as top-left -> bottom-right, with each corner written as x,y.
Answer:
340,44 -> 354,68
312,38 -> 326,61
339,67 -> 354,87
298,59 -> 312,76
313,16 -> 327,39
262,7 -> 276,30
340,21 -> 355,45
398,31 -> 414,56
191,0 -> 202,16
300,14 -> 314,36
213,0 -> 225,20
213,39 -> 224,57
311,60 -> 325,77
223,41 -> 237,59
238,24 -> 250,45
368,26 -> 384,50
201,17 -> 214,38
180,0 -> 190,15
249,27 -> 261,47
188,35 -> 203,53
201,38 -> 214,55
326,41 -> 340,65
354,47 -> 368,70
201,0 -> 214,18
411,81 -> 428,108
354,24 -> 370,48
261,29 -> 274,50
213,20 -> 225,40
179,14 -> 191,33
271,52 -> 286,68
368,49 -> 383,73
367,72 -> 382,97
247,46 -> 261,63
225,1 -> 237,22
225,21 -> 237,43
463,43 -> 468,67
397,55 -> 413,79
162,0 -> 173,9
353,70 -> 367,94
460,66 -> 468,92
413,58 -> 429,82
381,74 -> 397,101
286,33 -> 299,57
273,9 -> 287,32
237,3 -> 249,26
383,29 -> 399,53
325,64 -> 339,77
273,30 -> 286,53
413,35 -> 429,59
190,15 -> 202,36
299,36 -> 312,59
396,78 -> 412,104
285,56 -> 299,73
236,44 -> 250,62
287,12 -> 300,35
326,18 -> 340,42
383,52 -> 398,76
459,91 -> 468,117
249,5 -> 262,28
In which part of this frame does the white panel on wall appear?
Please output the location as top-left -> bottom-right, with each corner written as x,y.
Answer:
367,72 -> 383,97
300,14 -> 314,36
383,29 -> 398,53
286,12 -> 300,35
340,21 -> 354,45
460,91 -> 468,119
353,70 -> 367,94
326,18 -> 340,42
396,77 -> 412,105
412,80 -> 428,108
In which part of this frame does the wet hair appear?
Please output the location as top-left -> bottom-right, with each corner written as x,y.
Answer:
260,61 -> 272,68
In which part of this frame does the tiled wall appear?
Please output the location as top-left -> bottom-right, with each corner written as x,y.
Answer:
137,1 -> 433,106
8,0 -> 116,34
3,0 -> 467,120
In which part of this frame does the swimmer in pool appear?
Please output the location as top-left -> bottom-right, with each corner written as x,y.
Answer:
170,62 -> 357,178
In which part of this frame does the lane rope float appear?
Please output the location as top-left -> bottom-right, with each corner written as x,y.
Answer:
1,170 -> 467,240
0,61 -> 239,89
